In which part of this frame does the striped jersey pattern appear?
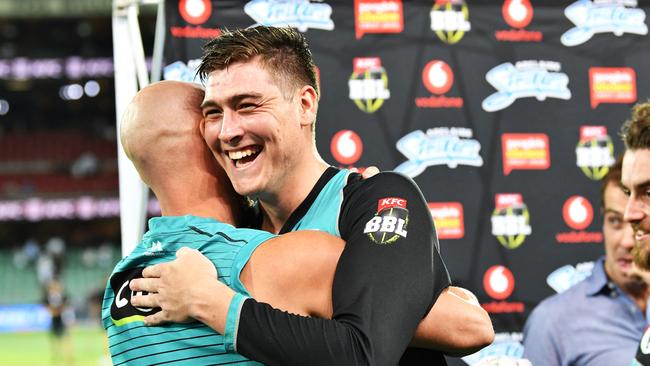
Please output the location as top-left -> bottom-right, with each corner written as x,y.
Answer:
102,215 -> 272,366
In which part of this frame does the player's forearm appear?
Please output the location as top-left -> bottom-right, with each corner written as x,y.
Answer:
190,279 -> 236,335
411,287 -> 494,356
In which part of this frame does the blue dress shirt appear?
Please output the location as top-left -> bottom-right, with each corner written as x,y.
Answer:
523,257 -> 649,365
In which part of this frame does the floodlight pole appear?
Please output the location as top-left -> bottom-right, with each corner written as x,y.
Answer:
112,0 -> 165,257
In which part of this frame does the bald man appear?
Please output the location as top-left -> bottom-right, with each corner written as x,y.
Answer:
102,81 -> 493,365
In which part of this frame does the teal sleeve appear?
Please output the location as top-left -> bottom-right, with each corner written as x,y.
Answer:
224,293 -> 250,352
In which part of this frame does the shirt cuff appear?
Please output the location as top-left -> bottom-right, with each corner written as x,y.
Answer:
224,293 -> 249,353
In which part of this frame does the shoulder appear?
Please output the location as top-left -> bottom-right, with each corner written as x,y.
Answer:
526,280 -> 591,328
342,171 -> 423,204
346,171 -> 417,190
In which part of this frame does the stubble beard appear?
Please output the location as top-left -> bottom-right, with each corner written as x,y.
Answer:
633,239 -> 650,270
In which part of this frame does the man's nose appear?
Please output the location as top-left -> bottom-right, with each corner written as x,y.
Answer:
621,223 -> 636,249
219,109 -> 244,145
624,196 -> 644,224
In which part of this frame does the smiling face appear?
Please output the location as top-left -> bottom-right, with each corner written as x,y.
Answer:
602,182 -> 638,288
201,57 -> 316,200
622,149 -> 650,270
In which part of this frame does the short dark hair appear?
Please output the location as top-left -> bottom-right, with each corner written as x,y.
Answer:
600,154 -> 623,208
621,101 -> 650,150
197,26 -> 318,99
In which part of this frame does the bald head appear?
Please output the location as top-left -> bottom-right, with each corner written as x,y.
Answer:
121,80 -> 205,183
120,81 -> 242,223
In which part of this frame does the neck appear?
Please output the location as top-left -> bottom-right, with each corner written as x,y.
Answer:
258,157 -> 329,234
154,176 -> 239,225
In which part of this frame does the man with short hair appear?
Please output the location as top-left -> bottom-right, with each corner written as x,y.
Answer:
522,156 -> 649,365
619,101 -> 650,366
113,80 -> 492,365
131,26 -> 463,364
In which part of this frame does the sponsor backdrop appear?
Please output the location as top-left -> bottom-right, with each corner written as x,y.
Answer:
163,0 -> 649,363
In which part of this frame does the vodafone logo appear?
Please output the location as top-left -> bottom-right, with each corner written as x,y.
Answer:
179,0 -> 212,25
502,0 -> 533,29
562,196 -> 593,230
483,265 -> 515,300
422,60 -> 453,95
331,130 -> 363,165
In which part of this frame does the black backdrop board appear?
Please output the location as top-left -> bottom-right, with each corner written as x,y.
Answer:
162,0 -> 650,364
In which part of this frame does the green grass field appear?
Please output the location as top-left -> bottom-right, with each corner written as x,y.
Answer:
0,326 -> 110,366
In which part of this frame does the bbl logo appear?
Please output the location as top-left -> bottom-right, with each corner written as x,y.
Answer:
430,0 -> 471,45
576,126 -> 615,180
364,197 -> 409,245
491,193 -> 531,249
348,57 -> 390,113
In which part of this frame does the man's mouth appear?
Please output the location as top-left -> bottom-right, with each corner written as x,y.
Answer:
618,257 -> 633,270
228,146 -> 262,168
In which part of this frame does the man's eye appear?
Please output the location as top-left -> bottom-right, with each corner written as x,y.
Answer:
622,188 -> 631,196
238,103 -> 256,110
205,109 -> 222,118
607,217 -> 623,227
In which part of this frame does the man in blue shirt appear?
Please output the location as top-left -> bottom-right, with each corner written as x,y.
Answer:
523,156 -> 649,365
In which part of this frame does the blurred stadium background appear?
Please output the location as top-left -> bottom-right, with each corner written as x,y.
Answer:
0,1 -> 156,364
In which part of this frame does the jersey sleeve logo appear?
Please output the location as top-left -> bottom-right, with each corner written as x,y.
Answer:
109,267 -> 160,326
364,197 -> 409,244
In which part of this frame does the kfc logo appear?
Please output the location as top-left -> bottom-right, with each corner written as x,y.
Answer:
484,265 -> 515,300
364,197 -> 409,245
331,130 -> 363,165
179,0 -> 212,25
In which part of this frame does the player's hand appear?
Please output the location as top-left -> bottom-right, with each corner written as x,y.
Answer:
129,247 -> 218,325
349,166 -> 380,179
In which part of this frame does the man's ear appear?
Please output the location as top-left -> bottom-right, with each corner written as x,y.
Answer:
298,85 -> 318,127
198,117 -> 206,138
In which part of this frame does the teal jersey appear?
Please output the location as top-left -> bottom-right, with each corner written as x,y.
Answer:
102,215 -> 274,366
286,169 -> 350,235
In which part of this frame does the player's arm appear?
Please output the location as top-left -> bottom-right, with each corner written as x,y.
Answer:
247,230 -> 493,356
412,286 -> 494,356
233,172 -> 450,365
